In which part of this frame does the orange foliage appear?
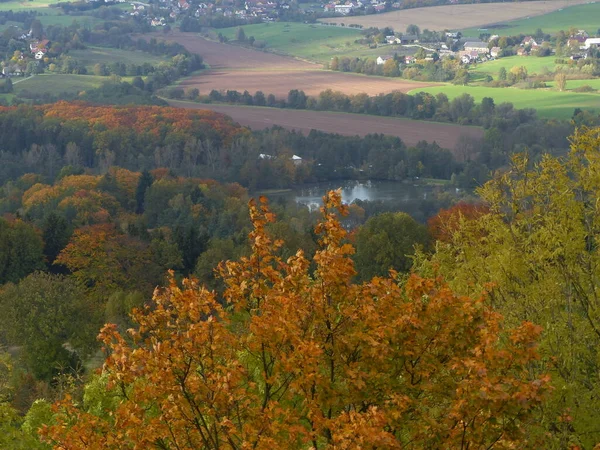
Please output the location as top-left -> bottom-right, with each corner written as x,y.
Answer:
428,201 -> 490,242
55,223 -> 158,297
108,167 -> 140,200
38,101 -> 246,144
43,192 -> 550,450
22,183 -> 59,209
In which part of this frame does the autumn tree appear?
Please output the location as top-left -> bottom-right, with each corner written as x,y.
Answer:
427,201 -> 489,242
554,72 -> 567,91
382,58 -> 400,77
420,127 -> 600,447
55,223 -> 161,298
43,191 -> 550,449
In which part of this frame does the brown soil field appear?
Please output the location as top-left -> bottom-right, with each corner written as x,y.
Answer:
321,0 -> 590,31
168,100 -> 484,150
148,32 -> 433,97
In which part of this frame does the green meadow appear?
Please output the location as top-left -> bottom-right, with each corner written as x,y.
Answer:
0,0 -> 60,11
408,84 -> 599,119
469,55 -> 566,80
13,74 -> 125,96
219,22 -> 382,63
462,2 -> 600,37
68,47 -> 167,70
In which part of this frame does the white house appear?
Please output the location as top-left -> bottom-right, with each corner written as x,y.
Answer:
463,41 -> 489,53
34,51 -> 45,60
376,55 -> 392,65
334,4 -> 353,14
583,38 -> 600,49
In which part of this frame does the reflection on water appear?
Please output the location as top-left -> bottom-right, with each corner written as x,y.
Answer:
283,180 -> 447,209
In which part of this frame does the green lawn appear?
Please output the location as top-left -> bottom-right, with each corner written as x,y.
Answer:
408,84 -> 599,119
35,10 -> 102,27
68,47 -> 167,70
462,3 -> 600,37
13,74 -> 120,95
0,0 -> 60,11
469,55 -> 567,81
219,22 -> 365,63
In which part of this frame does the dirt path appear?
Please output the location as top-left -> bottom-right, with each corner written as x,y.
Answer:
168,100 -> 484,150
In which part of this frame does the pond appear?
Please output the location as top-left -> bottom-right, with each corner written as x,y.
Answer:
265,180 -> 460,210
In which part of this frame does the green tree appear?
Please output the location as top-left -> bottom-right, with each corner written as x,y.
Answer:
406,24 -> 420,37
0,273 -> 96,380
0,218 -> 45,284
41,212 -> 71,267
420,128 -> 600,447
498,66 -> 507,81
135,170 -> 153,214
354,211 -> 430,280
235,26 -> 246,42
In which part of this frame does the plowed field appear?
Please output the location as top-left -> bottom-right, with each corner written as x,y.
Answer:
148,32 -> 433,97
321,0 -> 590,31
168,100 -> 484,150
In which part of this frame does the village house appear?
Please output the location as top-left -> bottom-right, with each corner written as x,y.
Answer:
490,46 -> 501,58
399,34 -> 417,44
29,39 -> 50,54
517,47 -> 528,56
34,50 -> 45,60
404,55 -> 415,64
334,4 -> 353,14
385,35 -> 400,44
522,36 -> 538,48
583,38 -> 600,49
463,41 -> 489,53
376,55 -> 393,65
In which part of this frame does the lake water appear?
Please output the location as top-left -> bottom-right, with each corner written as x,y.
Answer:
268,180 -> 458,210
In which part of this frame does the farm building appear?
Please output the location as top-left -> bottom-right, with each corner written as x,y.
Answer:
463,41 -> 489,53
584,38 -> 600,49
376,55 -> 393,65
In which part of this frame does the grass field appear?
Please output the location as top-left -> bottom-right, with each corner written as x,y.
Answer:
68,47 -> 167,70
462,2 -> 600,37
218,23 -> 369,63
469,55 -> 567,81
13,74 -> 119,95
0,0 -> 60,11
408,84 -> 599,118
36,11 -> 102,27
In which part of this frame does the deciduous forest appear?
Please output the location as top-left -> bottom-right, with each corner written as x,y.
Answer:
1,100 -> 600,449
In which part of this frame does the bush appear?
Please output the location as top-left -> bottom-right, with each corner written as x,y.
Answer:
573,84 -> 597,93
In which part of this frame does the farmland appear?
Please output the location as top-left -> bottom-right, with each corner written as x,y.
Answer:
168,99 -> 484,150
461,2 -> 600,37
320,0 -> 588,33
408,84 -> 599,119
155,32 -> 434,98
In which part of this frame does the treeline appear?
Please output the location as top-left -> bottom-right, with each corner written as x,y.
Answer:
0,102 -> 477,191
170,87 -> 580,185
